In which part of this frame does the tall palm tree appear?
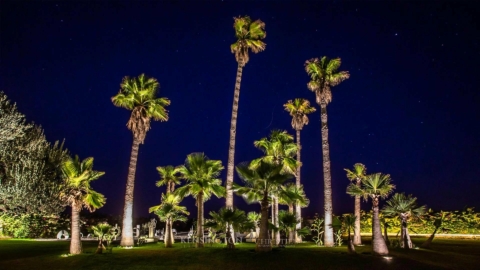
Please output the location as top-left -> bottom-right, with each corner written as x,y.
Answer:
60,155 -> 106,255
283,98 -> 316,242
234,161 -> 294,252
111,73 -> 170,247
149,193 -> 189,247
382,193 -> 426,249
176,153 -> 225,248
226,16 -> 267,209
347,173 -> 395,256
249,130 -> 298,244
344,163 -> 367,245
305,56 -> 350,247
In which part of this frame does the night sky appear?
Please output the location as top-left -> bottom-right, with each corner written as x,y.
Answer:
1,1 -> 479,220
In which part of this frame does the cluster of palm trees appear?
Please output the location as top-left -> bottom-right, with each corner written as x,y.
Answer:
345,163 -> 426,255
106,15 -> 352,250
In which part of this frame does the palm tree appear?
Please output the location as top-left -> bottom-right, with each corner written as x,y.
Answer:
344,163 -> 367,245
155,165 -> 181,243
205,208 -> 249,249
247,211 -> 261,237
234,161 -> 294,252
226,16 -> 267,210
176,153 -> 225,248
382,193 -> 426,249
283,98 -> 316,243
90,222 -> 112,254
60,155 -> 106,255
278,210 -> 297,245
343,214 -> 357,254
347,173 -> 395,256
111,74 -> 170,247
278,183 -> 309,243
156,165 -> 181,195
149,193 -> 189,247
305,57 -> 350,247
249,130 -> 298,244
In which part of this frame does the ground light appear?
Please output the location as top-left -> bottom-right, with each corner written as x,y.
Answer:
382,256 -> 393,261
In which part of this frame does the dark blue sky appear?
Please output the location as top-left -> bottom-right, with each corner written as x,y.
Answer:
1,0 -> 479,219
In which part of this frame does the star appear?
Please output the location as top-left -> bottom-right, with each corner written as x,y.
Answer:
394,33 -> 398,36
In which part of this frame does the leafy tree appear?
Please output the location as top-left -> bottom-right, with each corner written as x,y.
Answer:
111,74 -> 170,247
344,163 -> 367,245
283,98 -> 316,242
149,193 -> 189,247
305,56 -> 350,247
234,161 -> 293,252
383,193 -> 426,249
347,173 -> 395,255
226,16 -> 266,210
247,211 -> 261,236
60,155 -> 106,254
278,183 -> 309,243
278,210 -> 297,245
1,92 -> 67,224
175,153 -> 225,248
90,222 -> 112,254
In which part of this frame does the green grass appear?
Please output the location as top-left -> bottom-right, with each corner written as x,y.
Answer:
0,238 -> 479,270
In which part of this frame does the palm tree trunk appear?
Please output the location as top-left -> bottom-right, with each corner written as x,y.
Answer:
273,196 -> 280,245
70,204 -> 82,254
257,191 -> 271,252
95,237 -> 104,254
353,181 -> 362,245
319,102 -> 334,247
372,198 -> 389,255
288,204 -> 294,244
120,138 -> 141,247
295,129 -> 302,244
226,61 -> 245,209
421,226 -> 438,248
400,217 -> 412,249
196,193 -> 204,248
165,218 -> 173,248
383,222 -> 390,246
348,227 -> 356,254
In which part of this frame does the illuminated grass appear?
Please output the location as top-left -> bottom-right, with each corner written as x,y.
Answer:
0,238 -> 479,270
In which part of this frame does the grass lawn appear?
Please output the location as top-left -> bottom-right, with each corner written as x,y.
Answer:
0,238 -> 479,270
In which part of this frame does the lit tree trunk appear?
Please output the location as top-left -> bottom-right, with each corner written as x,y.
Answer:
295,129 -> 302,243
273,196 -> 280,245
353,180 -> 362,245
95,236 -> 104,254
257,191 -> 271,252
319,101 -> 334,247
120,138 -> 141,247
372,197 -> 389,255
400,214 -> 412,249
226,223 -> 235,249
421,226 -> 438,248
70,204 -> 82,254
226,61 -> 245,209
348,226 -> 356,254
196,193 -> 204,248
289,204 -> 294,244
165,218 -> 173,248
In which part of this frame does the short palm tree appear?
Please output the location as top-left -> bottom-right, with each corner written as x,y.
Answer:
156,165 -> 181,195
149,193 -> 189,247
278,183 -> 310,243
90,222 -> 112,254
382,193 -> 426,249
175,153 -> 225,248
344,163 -> 367,245
60,155 -> 106,255
226,16 -> 267,209
347,173 -> 395,255
278,210 -> 298,245
205,207 -> 248,249
343,214 -> 357,254
249,130 -> 298,244
234,161 -> 294,252
283,98 -> 316,242
111,73 -> 170,247
305,56 -> 350,247
247,211 -> 261,237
